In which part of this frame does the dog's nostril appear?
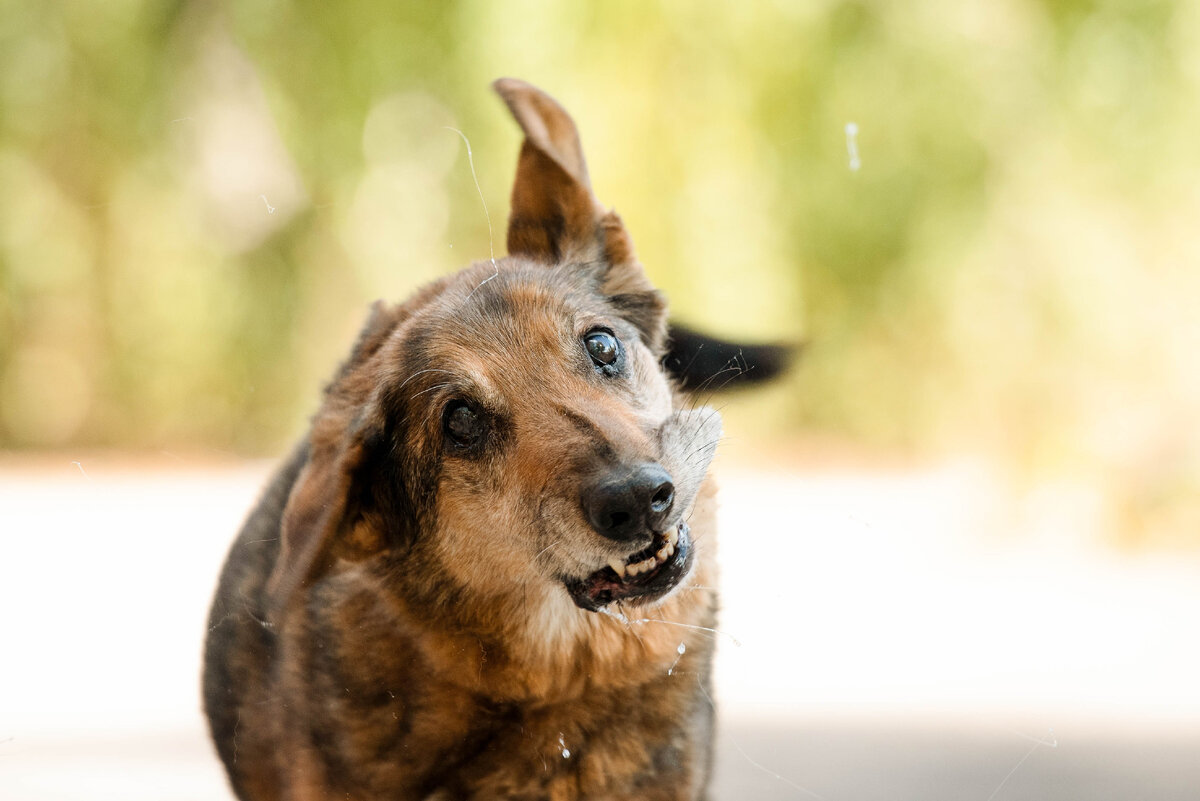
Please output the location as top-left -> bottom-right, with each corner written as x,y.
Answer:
650,482 -> 674,514
582,463 -> 676,542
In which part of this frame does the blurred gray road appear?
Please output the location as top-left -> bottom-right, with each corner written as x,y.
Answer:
3,458 -> 1199,799
715,721 -> 1200,801
5,722 -> 1198,800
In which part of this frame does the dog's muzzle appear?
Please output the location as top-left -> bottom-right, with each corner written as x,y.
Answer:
564,406 -> 721,612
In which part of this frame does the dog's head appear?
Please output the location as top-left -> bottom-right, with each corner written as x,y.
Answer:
267,80 -> 724,627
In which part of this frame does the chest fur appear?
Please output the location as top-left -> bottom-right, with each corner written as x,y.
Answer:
273,584 -> 717,800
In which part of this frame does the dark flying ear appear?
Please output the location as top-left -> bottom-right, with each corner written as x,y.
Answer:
663,323 -> 798,392
493,77 -> 666,347
266,413 -> 380,623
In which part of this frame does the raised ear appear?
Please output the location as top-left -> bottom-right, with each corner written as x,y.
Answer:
266,413 -> 381,623
494,77 -> 604,265
494,77 -> 593,191
494,78 -> 665,348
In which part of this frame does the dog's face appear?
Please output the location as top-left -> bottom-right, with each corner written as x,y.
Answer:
397,261 -> 720,615
266,80 -> 720,628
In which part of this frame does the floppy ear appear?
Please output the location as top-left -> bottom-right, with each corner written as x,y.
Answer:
330,300 -> 399,384
663,323 -> 798,392
266,415 -> 380,623
264,299 -> 411,621
494,78 -> 666,348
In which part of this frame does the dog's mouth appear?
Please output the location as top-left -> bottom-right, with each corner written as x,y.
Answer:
564,522 -> 694,612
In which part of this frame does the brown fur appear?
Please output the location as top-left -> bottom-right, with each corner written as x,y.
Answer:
204,79 -> 745,801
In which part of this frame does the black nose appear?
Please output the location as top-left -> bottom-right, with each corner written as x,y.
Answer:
582,463 -> 675,542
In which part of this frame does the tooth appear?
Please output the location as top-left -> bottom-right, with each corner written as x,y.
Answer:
627,561 -> 642,576
608,558 -> 627,578
667,527 -> 679,546
655,547 -> 669,562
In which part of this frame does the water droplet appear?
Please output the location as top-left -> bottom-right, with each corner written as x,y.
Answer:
667,642 -> 687,675
558,733 -> 570,759
844,121 -> 862,172
598,606 -> 630,624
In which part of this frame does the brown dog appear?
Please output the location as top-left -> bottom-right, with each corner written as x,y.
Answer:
204,79 -> 786,801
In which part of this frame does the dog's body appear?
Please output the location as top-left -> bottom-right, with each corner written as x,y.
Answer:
204,79 -> 784,801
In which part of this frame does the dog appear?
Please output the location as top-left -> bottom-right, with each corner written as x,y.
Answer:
203,78 -> 788,801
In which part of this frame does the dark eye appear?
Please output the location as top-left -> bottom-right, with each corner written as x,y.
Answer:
443,401 -> 486,451
584,330 -> 621,372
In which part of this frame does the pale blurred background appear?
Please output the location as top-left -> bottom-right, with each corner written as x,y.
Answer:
2,1 -> 1199,799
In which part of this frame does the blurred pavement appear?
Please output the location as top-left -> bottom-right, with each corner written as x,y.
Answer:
2,456 -> 1199,799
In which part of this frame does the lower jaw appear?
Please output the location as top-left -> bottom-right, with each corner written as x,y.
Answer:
564,523 -> 695,612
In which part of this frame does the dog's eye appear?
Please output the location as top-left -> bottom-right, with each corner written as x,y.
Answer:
584,330 -> 621,373
443,401 -> 486,451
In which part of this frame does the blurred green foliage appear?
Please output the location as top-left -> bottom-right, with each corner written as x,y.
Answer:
2,0 -> 1198,541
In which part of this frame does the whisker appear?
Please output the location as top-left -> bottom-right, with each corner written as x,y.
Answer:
532,539 -> 562,561
666,340 -> 706,391
410,382 -> 455,401
688,363 -> 744,400
626,616 -> 742,647
683,438 -> 724,467
615,601 -> 649,652
690,359 -> 754,411
397,368 -> 459,391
